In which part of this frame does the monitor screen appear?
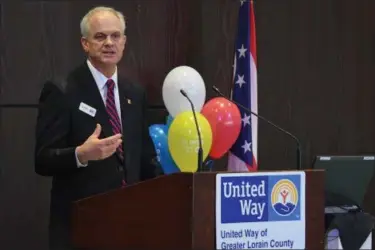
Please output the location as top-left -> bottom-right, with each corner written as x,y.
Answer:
312,155 -> 375,207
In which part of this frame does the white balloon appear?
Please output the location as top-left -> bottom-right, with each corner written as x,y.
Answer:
162,66 -> 206,117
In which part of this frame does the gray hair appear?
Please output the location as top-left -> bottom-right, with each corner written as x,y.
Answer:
80,6 -> 126,37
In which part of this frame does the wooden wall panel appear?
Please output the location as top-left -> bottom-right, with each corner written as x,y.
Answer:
1,0 -> 375,249
0,108 -> 51,250
0,2 -> 71,104
254,0 -> 375,171
0,0 -> 193,105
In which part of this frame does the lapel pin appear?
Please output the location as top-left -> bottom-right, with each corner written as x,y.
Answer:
127,98 -> 132,104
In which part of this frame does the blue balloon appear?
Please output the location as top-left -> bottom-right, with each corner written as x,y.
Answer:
205,159 -> 214,171
166,115 -> 173,130
149,124 -> 180,174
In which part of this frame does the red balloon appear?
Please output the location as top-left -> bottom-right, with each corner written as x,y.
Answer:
201,97 -> 242,159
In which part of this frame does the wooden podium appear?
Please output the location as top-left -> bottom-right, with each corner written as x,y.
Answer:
72,170 -> 325,249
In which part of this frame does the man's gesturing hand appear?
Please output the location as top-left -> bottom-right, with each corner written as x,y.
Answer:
76,124 -> 122,164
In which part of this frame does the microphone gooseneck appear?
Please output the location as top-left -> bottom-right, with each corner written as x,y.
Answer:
180,89 -> 204,172
212,85 -> 302,170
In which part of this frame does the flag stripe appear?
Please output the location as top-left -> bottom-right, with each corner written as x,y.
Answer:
250,0 -> 258,167
250,1 -> 257,65
228,0 -> 258,172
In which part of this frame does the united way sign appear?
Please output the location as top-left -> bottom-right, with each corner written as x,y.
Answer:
216,171 -> 306,249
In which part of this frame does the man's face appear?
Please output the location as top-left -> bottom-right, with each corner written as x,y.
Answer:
81,11 -> 126,67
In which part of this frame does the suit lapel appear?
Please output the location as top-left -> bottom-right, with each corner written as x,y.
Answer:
118,80 -> 133,165
75,63 -> 114,138
90,94 -> 114,138
74,63 -> 137,166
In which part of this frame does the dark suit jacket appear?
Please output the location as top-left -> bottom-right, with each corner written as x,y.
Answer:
34,62 -> 159,249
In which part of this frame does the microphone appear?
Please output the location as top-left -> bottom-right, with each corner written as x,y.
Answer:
180,89 -> 204,172
212,85 -> 302,170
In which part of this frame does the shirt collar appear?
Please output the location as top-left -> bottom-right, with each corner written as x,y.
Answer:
86,59 -> 118,90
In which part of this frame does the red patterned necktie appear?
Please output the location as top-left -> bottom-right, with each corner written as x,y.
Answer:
105,79 -> 124,162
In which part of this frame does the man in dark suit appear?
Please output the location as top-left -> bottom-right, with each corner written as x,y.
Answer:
34,6 -> 159,250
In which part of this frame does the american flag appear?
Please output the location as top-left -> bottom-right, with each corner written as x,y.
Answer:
228,0 -> 258,171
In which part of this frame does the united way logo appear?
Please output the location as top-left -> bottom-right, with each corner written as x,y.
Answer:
271,179 -> 298,216
218,173 -> 303,224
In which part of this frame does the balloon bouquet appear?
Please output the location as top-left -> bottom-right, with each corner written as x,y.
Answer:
148,66 -> 242,174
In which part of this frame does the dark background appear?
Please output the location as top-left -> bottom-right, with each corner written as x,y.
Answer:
1,0 -> 375,249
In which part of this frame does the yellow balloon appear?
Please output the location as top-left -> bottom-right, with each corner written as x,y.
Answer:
168,111 -> 213,172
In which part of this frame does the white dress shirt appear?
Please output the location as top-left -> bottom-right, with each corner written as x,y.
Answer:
86,60 -> 122,122
76,60 -> 122,167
